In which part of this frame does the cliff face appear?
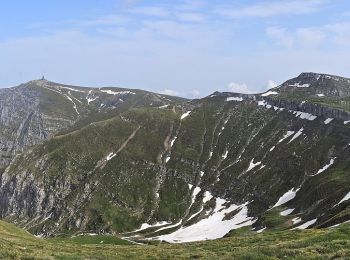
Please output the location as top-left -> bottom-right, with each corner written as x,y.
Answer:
1,74 -> 350,242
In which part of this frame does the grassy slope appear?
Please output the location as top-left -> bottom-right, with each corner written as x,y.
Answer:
1,220 -> 350,259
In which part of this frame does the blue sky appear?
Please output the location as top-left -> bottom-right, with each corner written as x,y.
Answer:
0,0 -> 350,97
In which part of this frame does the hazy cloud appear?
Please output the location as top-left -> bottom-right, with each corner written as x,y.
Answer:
227,82 -> 252,94
215,0 -> 327,19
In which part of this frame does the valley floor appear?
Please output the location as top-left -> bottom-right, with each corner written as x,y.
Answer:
1,220 -> 350,259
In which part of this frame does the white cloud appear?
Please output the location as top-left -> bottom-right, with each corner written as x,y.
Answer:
189,89 -> 201,97
266,27 -> 294,48
176,12 -> 205,22
160,89 -> 179,96
267,80 -> 277,89
215,0 -> 327,19
128,6 -> 170,17
227,82 -> 252,94
326,22 -> 350,45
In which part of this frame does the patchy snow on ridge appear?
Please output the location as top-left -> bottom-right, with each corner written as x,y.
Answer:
293,219 -> 317,230
294,111 -> 317,121
222,150 -> 229,159
278,131 -> 295,143
324,118 -> 334,124
134,221 -> 171,232
312,158 -> 336,176
337,191 -> 350,205
226,97 -> 243,102
155,194 -> 254,243
288,128 -> 304,143
272,188 -> 300,208
106,152 -> 116,161
181,111 -> 191,120
246,159 -> 261,172
292,217 -> 302,225
280,208 -> 294,216
170,137 -> 177,147
289,82 -> 310,88
101,89 -> 136,95
261,91 -> 278,97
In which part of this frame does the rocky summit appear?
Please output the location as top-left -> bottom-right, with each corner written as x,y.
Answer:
0,73 -> 350,245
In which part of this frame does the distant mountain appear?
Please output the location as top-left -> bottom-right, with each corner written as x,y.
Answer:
0,74 -> 350,243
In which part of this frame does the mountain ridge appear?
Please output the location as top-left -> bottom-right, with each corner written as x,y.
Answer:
0,72 -> 350,244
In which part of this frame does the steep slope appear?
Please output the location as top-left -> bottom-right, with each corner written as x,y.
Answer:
0,73 -> 350,243
0,79 -> 185,171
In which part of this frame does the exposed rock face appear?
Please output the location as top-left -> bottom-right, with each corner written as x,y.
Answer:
0,83 -> 74,169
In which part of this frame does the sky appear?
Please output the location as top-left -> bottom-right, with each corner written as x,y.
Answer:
0,0 -> 350,97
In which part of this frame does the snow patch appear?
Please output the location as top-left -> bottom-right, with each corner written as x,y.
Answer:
337,191 -> 350,205
288,128 -> 304,143
222,150 -> 229,159
246,159 -> 261,172
293,219 -> 317,230
226,97 -> 243,102
316,94 -> 325,97
170,137 -> 177,147
106,152 -> 116,161
278,131 -> 295,143
272,188 -> 300,208
101,89 -> 135,95
289,82 -> 310,88
312,158 -> 335,176
344,120 -> 350,125
294,111 -> 317,121
292,217 -> 302,225
134,221 -> 171,232
324,118 -> 334,124
261,91 -> 278,97
181,111 -> 191,120
269,146 -> 275,151
155,195 -> 254,243
280,208 -> 294,216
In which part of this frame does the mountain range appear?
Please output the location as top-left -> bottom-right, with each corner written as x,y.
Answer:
0,72 -> 350,245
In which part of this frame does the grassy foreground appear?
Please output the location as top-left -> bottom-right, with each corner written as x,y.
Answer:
1,220 -> 350,259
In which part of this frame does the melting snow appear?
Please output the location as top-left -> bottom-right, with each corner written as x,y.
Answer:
289,82 -> 310,88
226,97 -> 243,102
246,159 -> 261,172
158,104 -> 169,109
288,128 -> 304,143
181,111 -> 191,120
293,219 -> 317,229
165,156 -> 171,163
312,158 -> 335,176
272,188 -> 300,208
59,86 -> 86,93
203,191 -> 213,204
316,94 -> 325,97
337,191 -> 350,205
324,118 -> 334,124
344,120 -> 350,125
106,152 -> 116,161
269,146 -> 276,151
292,217 -> 302,225
222,150 -> 229,159
293,111 -> 317,121
101,89 -> 136,95
280,208 -> 294,216
261,91 -> 278,97
170,137 -> 177,147
134,221 -> 171,232
278,131 -> 295,143
256,227 -> 266,233
155,195 -> 254,243
87,97 -> 97,104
